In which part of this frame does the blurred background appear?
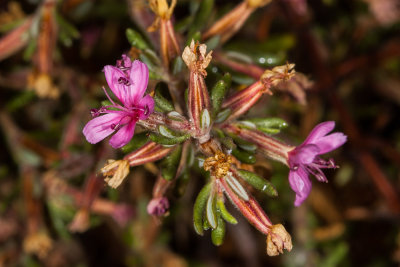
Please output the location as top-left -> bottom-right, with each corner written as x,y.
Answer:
0,0 -> 400,266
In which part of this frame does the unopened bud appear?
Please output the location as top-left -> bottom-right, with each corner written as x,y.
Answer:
101,159 -> 130,189
147,197 -> 170,216
266,224 -> 293,256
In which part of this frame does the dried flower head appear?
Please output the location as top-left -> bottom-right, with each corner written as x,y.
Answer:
101,159 -> 130,189
23,232 -> 53,259
261,63 -> 296,87
204,151 -> 233,179
266,224 -> 293,256
182,40 -> 212,75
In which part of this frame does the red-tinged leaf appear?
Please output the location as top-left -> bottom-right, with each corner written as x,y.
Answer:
0,17 -> 32,61
123,141 -> 173,166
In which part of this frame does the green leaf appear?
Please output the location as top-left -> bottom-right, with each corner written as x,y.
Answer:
23,39 -> 37,61
211,215 -> 225,246
211,73 -> 231,116
161,145 -> 182,181
232,148 -> 256,164
186,31 -> 201,46
193,183 -> 212,235
188,0 -> 214,35
225,175 -> 249,201
216,198 -> 237,224
205,35 -> 220,51
206,191 -> 218,229
215,108 -> 231,123
149,133 -> 190,146
200,109 -> 211,130
126,28 -> 149,50
6,91 -> 36,112
237,169 -> 278,197
172,56 -> 184,75
244,117 -> 288,134
154,83 -> 174,112
121,132 -> 149,153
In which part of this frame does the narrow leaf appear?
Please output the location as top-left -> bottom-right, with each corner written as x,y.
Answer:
149,133 -> 190,146
215,108 -> 231,123
237,169 -> 278,197
206,191 -> 218,229
225,175 -> 249,201
217,198 -> 237,224
121,132 -> 149,153
154,83 -> 174,112
232,148 -> 256,164
211,74 -> 230,116
211,215 -> 225,246
193,183 -> 212,235
201,109 -> 211,130
161,145 -> 182,181
126,28 -> 149,50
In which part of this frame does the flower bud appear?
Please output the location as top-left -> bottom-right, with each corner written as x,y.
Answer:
266,224 -> 293,256
147,197 -> 170,216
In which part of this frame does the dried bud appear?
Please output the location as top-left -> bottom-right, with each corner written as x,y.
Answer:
23,232 -> 53,259
147,197 -> 170,216
247,0 -> 272,8
182,40 -> 212,75
266,224 -> 293,256
261,63 -> 296,87
148,0 -> 176,19
101,159 -> 130,189
68,209 -> 90,233
27,72 -> 60,99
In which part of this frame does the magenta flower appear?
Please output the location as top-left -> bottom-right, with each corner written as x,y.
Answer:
287,121 -> 347,206
83,55 -> 154,148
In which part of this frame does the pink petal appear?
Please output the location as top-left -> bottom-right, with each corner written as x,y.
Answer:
288,167 -> 312,206
290,144 -> 319,165
129,60 -> 149,105
313,132 -> 347,154
302,121 -> 335,145
109,121 -> 136,148
104,65 -> 128,104
83,113 -> 122,144
138,94 -> 155,120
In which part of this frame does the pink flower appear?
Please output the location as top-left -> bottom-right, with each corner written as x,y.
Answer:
288,121 -> 347,206
83,55 -> 154,148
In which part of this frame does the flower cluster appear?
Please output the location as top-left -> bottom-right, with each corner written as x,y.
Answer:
82,0 -> 346,256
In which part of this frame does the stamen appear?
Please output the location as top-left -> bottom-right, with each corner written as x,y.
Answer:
290,165 -> 299,171
144,105 -> 149,116
90,108 -> 99,117
118,77 -> 131,86
111,123 -> 121,131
